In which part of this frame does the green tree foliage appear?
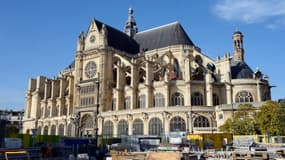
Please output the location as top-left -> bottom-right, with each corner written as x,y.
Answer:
219,104 -> 258,135
5,124 -> 20,137
256,100 -> 285,136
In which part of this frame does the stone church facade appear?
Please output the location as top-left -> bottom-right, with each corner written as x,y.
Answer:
23,9 -> 271,137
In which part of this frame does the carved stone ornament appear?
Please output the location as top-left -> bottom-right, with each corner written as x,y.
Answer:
127,114 -> 133,121
112,115 -> 118,122
142,112 -> 149,121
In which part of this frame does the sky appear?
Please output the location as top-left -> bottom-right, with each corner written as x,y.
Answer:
0,0 -> 284,110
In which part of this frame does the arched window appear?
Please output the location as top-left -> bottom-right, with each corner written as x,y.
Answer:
137,95 -> 146,109
118,120 -> 128,136
213,93 -> 220,106
133,119 -> 144,135
58,124 -> 64,136
43,126 -> 48,135
235,91 -> 254,103
40,107 -> 44,118
45,106 -> 51,118
191,92 -> 204,106
262,92 -> 269,101
194,116 -> 210,127
53,105 -> 59,117
171,92 -> 184,106
38,126 -> 42,135
50,125 -> 56,135
124,96 -> 131,109
173,59 -> 180,79
149,118 -> 162,136
170,116 -> 186,132
153,93 -> 165,107
67,124 -> 72,137
103,121 -> 114,137
63,105 -> 67,115
81,114 -> 93,129
112,98 -> 116,111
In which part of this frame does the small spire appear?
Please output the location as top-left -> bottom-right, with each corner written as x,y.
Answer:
125,7 -> 138,37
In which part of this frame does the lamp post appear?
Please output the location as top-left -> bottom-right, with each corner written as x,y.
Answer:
94,76 -> 100,148
0,111 -> 8,148
71,112 -> 80,137
31,128 -> 38,147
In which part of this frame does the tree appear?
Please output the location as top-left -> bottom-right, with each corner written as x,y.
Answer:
219,104 -> 258,135
5,124 -> 20,137
256,100 -> 285,136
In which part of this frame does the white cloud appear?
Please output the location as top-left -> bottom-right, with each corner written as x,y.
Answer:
213,0 -> 285,28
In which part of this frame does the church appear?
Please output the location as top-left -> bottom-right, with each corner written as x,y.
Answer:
23,8 -> 271,137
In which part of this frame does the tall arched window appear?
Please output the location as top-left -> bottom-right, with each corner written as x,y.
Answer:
58,124 -> 64,136
173,58 -> 180,79
103,121 -> 114,137
118,120 -> 128,136
67,124 -> 72,137
149,118 -> 162,136
235,91 -> 254,103
137,95 -> 146,109
112,98 -> 116,111
40,107 -> 44,118
171,92 -> 184,106
52,105 -> 58,117
63,105 -> 67,115
45,106 -> 51,118
133,119 -> 144,135
124,96 -> 131,109
81,114 -> 93,129
191,92 -> 204,106
194,116 -> 209,127
170,116 -> 186,132
153,93 -> 165,107
43,126 -> 48,135
213,93 -> 220,106
50,125 -> 56,135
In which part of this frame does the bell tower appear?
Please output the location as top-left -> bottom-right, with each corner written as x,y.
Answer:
233,31 -> 244,61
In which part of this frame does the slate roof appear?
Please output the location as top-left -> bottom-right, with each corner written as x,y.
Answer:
231,60 -> 253,79
134,21 -> 194,51
65,21 -> 195,69
64,61 -> 75,70
93,19 -> 140,54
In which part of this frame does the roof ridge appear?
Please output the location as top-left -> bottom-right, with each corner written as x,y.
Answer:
136,21 -> 180,35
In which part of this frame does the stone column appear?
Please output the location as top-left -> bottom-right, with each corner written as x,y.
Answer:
128,115 -> 133,136
116,62 -> 124,110
145,58 -> 153,108
163,113 -> 170,134
184,57 -> 192,106
113,117 -> 118,137
257,81 -> 261,101
98,117 -> 104,136
226,84 -> 232,104
206,73 -> 213,106
131,60 -> 138,109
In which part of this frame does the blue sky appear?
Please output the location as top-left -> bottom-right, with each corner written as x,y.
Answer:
0,0 -> 284,110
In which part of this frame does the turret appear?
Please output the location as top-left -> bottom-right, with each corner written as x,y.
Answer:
125,8 -> 138,37
233,31 -> 244,61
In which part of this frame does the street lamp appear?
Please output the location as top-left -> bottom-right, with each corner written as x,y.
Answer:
94,75 -> 100,148
71,112 -> 80,137
31,128 -> 38,147
0,111 -> 8,148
